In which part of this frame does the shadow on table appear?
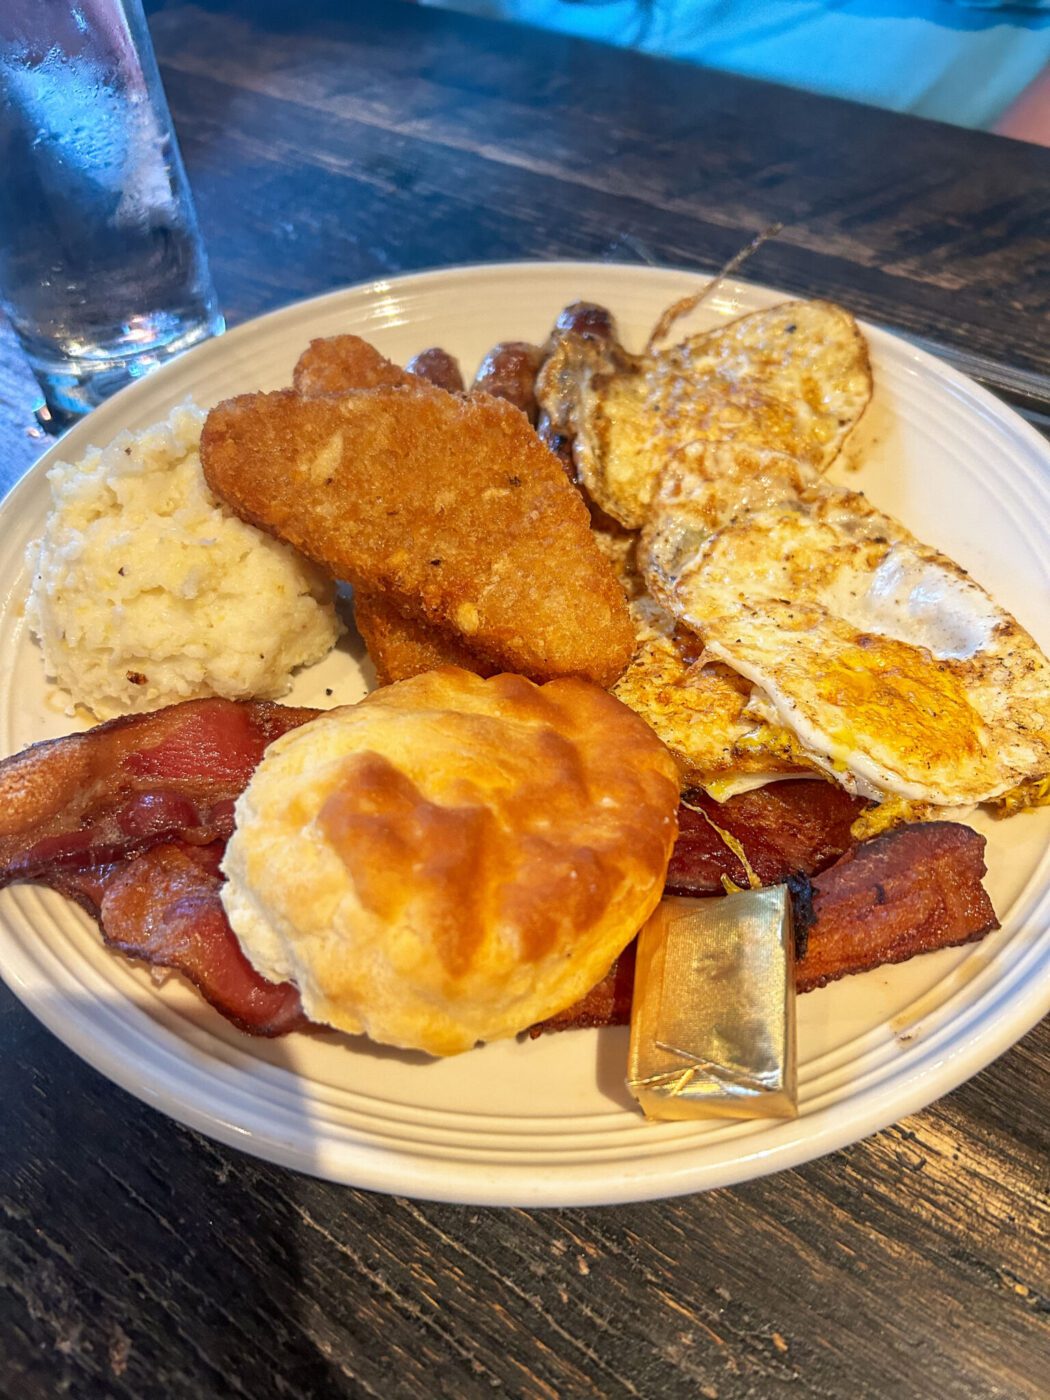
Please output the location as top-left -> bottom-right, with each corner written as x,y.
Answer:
1,982 -> 359,1395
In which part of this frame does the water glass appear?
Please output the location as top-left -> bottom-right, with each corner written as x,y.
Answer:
0,0 -> 223,426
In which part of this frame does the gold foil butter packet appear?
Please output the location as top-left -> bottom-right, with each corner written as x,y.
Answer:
627,887 -> 798,1121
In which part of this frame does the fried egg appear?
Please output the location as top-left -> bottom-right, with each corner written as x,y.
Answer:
537,300 -> 872,529
587,509 -> 820,795
666,483 -> 1050,806
640,442 -> 824,609
611,628 -> 820,797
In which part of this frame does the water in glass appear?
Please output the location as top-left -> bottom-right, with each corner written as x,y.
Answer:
0,0 -> 223,424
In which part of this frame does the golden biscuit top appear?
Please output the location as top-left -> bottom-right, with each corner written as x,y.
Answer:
221,668 -> 681,1054
319,672 -> 677,978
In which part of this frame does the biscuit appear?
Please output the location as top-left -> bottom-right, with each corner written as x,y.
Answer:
221,668 -> 680,1055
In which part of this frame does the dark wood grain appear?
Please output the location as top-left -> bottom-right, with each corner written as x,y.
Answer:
2,984 -> 1047,1399
151,0 -> 1049,358
1,3 -> 1048,1396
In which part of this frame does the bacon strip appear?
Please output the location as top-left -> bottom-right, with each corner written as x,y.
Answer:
536,940 -> 639,1034
794,820 -> 998,991
26,840 -> 307,1038
0,702 -> 999,1043
534,822 -> 998,1034
0,699 -> 317,1035
0,698 -> 318,884
667,781 -> 865,894
100,843 -> 307,1037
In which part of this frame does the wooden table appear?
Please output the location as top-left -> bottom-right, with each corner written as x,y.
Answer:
2,3 -> 1048,1395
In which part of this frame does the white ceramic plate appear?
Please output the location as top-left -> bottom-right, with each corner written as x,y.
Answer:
1,262 -> 1048,1207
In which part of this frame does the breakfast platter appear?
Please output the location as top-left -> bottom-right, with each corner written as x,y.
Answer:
0,261 -> 1048,1206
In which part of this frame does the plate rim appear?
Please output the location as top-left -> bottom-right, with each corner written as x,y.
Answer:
1,258 -> 1048,1206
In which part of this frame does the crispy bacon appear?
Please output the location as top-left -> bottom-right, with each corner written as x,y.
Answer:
100,842 -> 307,1036
0,698 -> 318,884
27,839 -> 307,1039
0,699 -> 317,1035
534,822 -> 998,1033
794,820 -> 998,991
667,781 -> 866,894
42,861 -> 125,917
0,701 -> 999,1043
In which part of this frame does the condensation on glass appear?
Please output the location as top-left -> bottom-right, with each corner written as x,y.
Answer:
0,0 -> 223,424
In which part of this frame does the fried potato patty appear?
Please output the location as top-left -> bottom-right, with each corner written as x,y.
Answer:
201,387 -> 635,687
293,335 -> 419,396
294,334 -> 465,680
354,591 -> 496,685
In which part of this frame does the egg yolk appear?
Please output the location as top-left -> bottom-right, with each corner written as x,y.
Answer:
815,637 -> 994,784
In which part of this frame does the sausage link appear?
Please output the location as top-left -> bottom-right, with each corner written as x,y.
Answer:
472,341 -> 545,423
405,347 -> 465,392
553,301 -> 617,343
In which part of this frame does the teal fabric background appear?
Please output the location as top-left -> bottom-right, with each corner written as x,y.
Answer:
422,1 -> 1050,128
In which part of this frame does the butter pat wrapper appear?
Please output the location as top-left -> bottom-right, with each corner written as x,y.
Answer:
627,888 -> 797,1120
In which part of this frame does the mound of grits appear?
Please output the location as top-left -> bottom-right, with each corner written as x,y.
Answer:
25,402 -> 343,719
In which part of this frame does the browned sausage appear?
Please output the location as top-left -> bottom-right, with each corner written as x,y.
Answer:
554,301 -> 617,342
405,347 -> 465,392
472,341 -> 545,423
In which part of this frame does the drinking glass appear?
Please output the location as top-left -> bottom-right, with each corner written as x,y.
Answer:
0,0 -> 223,426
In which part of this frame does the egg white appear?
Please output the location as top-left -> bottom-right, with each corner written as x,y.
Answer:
667,478 -> 1050,806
